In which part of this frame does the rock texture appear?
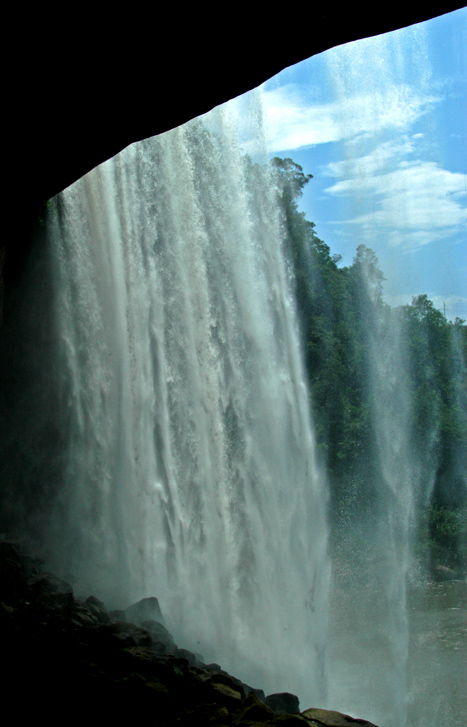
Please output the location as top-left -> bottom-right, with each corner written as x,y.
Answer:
302,709 -> 379,727
0,539 -> 379,726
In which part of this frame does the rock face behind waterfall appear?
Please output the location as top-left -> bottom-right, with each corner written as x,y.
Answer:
0,540 -> 379,727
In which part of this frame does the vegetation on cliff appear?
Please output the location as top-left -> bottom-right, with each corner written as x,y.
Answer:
269,155 -> 467,573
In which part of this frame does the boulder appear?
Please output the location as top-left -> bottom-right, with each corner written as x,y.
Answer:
209,671 -> 245,703
268,715 -> 307,726
27,572 -> 74,607
301,707 -> 379,726
125,596 -> 164,625
85,595 -> 110,624
174,647 -> 199,666
109,608 -> 126,623
238,692 -> 275,722
0,538 -> 381,727
103,621 -> 154,648
266,692 -> 300,714
70,601 -> 100,628
140,619 -> 176,649
0,541 -> 41,598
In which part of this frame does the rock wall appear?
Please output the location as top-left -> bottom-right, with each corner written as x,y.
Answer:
1,539 -> 380,726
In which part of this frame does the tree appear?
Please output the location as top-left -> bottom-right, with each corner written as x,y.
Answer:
271,155 -> 467,564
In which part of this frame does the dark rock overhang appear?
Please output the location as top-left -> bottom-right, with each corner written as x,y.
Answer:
2,5 -> 465,284
6,7 -> 465,205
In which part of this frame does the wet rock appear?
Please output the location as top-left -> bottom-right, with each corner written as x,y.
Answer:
149,640 -> 169,655
266,692 -> 300,714
209,671 -> 245,703
140,619 -> 176,649
125,596 -> 164,625
0,538 -> 380,727
27,572 -> 74,607
0,541 -> 42,599
109,608 -> 126,623
270,716 -> 307,727
241,682 -> 265,700
202,664 -> 264,702
103,621 -> 154,647
237,692 -> 275,722
301,707 -> 379,726
85,595 -> 110,624
191,703 -> 230,723
70,601 -> 99,628
174,647 -> 199,666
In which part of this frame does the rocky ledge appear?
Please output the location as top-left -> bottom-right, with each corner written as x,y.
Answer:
0,540 -> 379,726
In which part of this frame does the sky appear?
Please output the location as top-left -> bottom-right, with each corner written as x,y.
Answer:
232,8 -> 467,320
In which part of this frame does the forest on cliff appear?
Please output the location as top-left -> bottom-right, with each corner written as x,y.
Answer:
268,155 -> 467,573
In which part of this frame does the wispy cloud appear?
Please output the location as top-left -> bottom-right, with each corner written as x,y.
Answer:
260,84 -> 439,153
323,138 -> 418,179
325,158 -> 467,249
258,68 -> 465,254
428,294 -> 467,321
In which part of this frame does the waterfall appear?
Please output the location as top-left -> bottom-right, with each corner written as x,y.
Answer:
319,18 -> 466,727
3,22 -> 463,722
9,106 -> 329,704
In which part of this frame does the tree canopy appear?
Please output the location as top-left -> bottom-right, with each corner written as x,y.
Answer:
270,155 -> 467,570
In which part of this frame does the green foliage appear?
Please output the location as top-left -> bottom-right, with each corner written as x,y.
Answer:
420,505 -> 467,568
271,155 -> 467,566
270,157 -> 313,204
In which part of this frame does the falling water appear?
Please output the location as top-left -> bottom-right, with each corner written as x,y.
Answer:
2,20 -> 463,726
11,107 -> 329,703
321,19 -> 464,727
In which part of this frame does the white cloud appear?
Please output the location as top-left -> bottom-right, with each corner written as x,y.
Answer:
428,294 -> 467,318
258,72 -> 465,254
324,158 -> 467,249
259,86 -> 342,150
382,292 -> 416,308
323,139 -> 417,179
260,84 -> 438,153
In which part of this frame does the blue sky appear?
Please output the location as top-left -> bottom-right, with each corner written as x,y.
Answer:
244,8 -> 466,320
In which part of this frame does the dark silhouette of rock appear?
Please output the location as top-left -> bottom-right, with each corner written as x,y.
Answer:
238,692 -> 275,722
0,537 -> 381,726
109,608 -> 127,623
2,6 -> 463,319
6,8 -> 463,207
173,647 -> 200,666
28,572 -> 74,607
124,596 -> 164,625
141,619 -> 177,650
302,707 -> 379,726
85,594 -> 110,624
266,692 -> 301,714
